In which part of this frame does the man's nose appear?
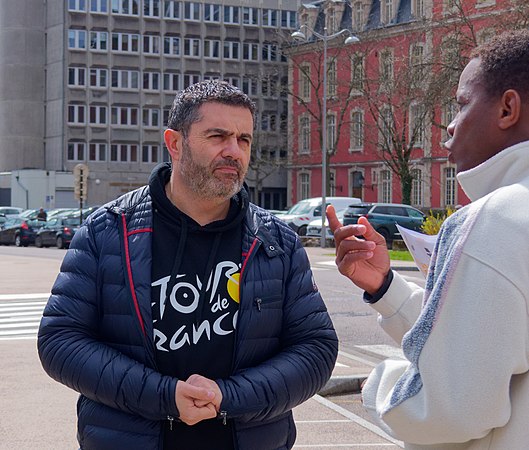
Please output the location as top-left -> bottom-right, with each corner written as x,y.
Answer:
222,137 -> 244,158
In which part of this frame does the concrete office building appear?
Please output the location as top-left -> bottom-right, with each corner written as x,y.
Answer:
0,0 -> 298,210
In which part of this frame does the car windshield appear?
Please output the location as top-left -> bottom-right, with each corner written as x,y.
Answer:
347,206 -> 370,215
63,218 -> 80,226
287,201 -> 318,214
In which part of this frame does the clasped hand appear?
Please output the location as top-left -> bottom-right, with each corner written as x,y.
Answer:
175,374 -> 223,426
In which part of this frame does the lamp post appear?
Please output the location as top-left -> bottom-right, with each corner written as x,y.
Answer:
291,25 -> 359,247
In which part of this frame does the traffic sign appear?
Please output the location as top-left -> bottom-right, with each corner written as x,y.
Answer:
73,163 -> 89,201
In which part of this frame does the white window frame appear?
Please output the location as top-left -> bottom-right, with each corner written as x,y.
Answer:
69,0 -> 86,12
442,101 -> 457,141
183,73 -> 201,88
143,0 -> 160,17
111,0 -> 139,15
204,4 -> 220,22
243,42 -> 259,61
242,77 -> 258,96
380,49 -> 394,85
68,104 -> 86,125
326,113 -> 336,153
163,0 -> 180,19
242,7 -> 258,25
111,70 -> 139,90
327,60 -> 337,97
68,67 -> 86,87
143,72 -> 160,91
143,35 -> 160,54
204,40 -> 221,59
262,9 -> 278,27
90,31 -> 108,52
68,142 -> 86,161
183,2 -> 200,21
224,6 -> 240,24
413,0 -> 425,18
353,2 -> 363,31
351,53 -> 364,91
89,105 -> 107,125
382,0 -> 394,23
350,110 -> 364,151
142,108 -> 160,128
299,65 -> 311,100
261,76 -> 277,98
111,106 -> 139,126
299,115 -> 310,155
223,76 -> 240,88
142,145 -> 159,163
68,29 -> 87,50
184,38 -> 201,57
163,36 -> 180,56
112,32 -> 140,53
411,168 -> 424,206
281,10 -> 296,29
110,144 -> 139,162
298,172 -> 311,200
444,166 -> 457,207
410,102 -> 425,147
223,41 -> 239,60
163,73 -> 180,92
89,143 -> 107,161
262,43 -> 279,62
380,169 -> 392,203
90,68 -> 108,88
90,0 -> 108,13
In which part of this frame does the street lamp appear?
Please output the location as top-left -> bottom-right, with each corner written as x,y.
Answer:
291,25 -> 359,248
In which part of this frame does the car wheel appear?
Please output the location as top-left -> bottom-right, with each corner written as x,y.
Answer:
35,236 -> 43,248
297,225 -> 307,236
14,235 -> 21,247
56,236 -> 64,249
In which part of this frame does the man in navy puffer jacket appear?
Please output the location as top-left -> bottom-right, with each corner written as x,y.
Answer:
38,80 -> 338,450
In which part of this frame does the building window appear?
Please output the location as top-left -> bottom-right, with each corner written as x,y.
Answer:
380,170 -> 392,203
243,7 -> 258,25
442,101 -> 457,141
112,33 -> 140,53
111,0 -> 139,15
281,10 -> 296,29
379,107 -> 393,148
142,145 -> 159,163
351,111 -> 364,150
299,172 -> 310,200
444,166 -> 456,207
326,7 -> 337,33
68,67 -> 86,87
143,0 -> 160,17
183,73 -> 200,88
262,9 -> 278,27
353,2 -> 363,31
163,36 -> 180,56
299,65 -> 311,100
69,0 -> 86,12
223,76 -> 240,88
411,168 -> 423,206
90,68 -> 108,88
327,114 -> 336,153
223,41 -> 239,60
89,143 -> 107,161
183,2 -> 200,20
380,49 -> 394,85
410,103 -> 426,147
163,0 -> 180,18
299,116 -> 310,154
327,60 -> 337,97
143,72 -> 160,91
111,70 -> 139,89
260,112 -> 277,132
68,29 -> 87,50
90,31 -> 108,51
163,73 -> 180,92
204,40 -> 221,58
184,38 -> 201,57
204,4 -> 220,22
111,106 -> 139,126
381,0 -> 394,23
68,142 -> 86,161
143,35 -> 160,54
142,108 -> 160,127
89,105 -> 107,125
90,0 -> 108,13
351,54 -> 364,91
262,43 -> 279,62
243,42 -> 259,61
261,76 -> 277,98
413,0 -> 425,17
410,44 -> 425,86
242,77 -> 258,96
68,104 -> 86,125
224,6 -> 239,24
110,144 -> 139,162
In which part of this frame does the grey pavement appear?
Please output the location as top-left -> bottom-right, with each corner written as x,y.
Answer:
0,246 -> 408,449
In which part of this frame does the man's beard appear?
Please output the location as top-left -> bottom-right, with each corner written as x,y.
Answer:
178,139 -> 247,200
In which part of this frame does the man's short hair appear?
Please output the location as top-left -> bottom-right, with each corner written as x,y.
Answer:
471,29 -> 529,100
167,80 -> 256,136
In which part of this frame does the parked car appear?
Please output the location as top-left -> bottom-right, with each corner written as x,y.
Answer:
276,197 -> 361,236
0,206 -> 24,217
342,202 -> 426,247
34,216 -> 81,249
0,216 -> 44,247
306,208 -> 346,241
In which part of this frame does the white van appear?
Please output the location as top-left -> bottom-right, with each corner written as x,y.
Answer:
276,196 -> 361,236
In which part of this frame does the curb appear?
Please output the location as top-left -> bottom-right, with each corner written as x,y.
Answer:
319,374 -> 369,396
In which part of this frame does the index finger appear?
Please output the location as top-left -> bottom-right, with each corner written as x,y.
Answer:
326,204 -> 342,233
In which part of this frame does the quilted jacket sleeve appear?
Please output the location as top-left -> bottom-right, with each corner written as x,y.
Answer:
217,229 -> 338,422
37,213 -> 179,421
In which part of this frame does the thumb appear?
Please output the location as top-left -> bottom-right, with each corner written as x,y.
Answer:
326,205 -> 342,233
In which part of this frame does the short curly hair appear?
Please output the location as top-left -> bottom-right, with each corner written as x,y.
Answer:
471,29 -> 529,101
167,80 -> 256,136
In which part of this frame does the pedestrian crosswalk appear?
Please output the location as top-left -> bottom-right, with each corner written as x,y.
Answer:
0,294 -> 48,340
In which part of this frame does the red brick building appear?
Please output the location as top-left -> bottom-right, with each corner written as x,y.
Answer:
285,0 -> 526,210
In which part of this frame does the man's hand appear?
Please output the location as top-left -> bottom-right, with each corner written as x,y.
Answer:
186,374 -> 223,411
175,380 -> 217,425
327,205 -> 391,295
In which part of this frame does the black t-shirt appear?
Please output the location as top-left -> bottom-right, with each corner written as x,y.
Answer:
149,164 -> 244,450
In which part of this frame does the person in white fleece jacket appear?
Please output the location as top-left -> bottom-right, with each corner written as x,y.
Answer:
327,29 -> 529,450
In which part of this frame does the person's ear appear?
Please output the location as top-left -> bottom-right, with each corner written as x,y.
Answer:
164,129 -> 183,160
498,89 -> 521,130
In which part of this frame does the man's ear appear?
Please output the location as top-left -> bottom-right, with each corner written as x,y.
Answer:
164,129 -> 183,160
498,89 -> 521,130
